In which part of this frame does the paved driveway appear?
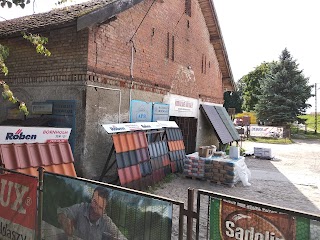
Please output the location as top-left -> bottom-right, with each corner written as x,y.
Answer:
155,139 -> 320,215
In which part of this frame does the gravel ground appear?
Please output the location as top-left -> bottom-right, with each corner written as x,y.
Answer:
154,138 -> 320,238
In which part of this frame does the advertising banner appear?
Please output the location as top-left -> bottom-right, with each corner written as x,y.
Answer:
0,126 -> 71,144
249,126 -> 283,138
209,199 -> 315,240
152,103 -> 170,121
42,173 -> 173,240
102,121 -> 177,133
0,173 -> 38,240
130,100 -> 153,123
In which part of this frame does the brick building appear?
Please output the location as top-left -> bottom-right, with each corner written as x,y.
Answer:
0,0 -> 235,179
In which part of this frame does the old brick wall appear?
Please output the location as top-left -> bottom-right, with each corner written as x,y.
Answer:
0,26 -> 89,175
87,0 -> 224,104
82,0 -> 225,178
1,26 -> 88,78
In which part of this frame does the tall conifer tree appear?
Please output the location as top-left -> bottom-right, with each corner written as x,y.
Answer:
255,48 -> 312,125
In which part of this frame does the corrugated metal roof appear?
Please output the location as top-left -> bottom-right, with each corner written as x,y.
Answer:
214,106 -> 240,141
200,104 -> 234,144
0,142 -> 76,177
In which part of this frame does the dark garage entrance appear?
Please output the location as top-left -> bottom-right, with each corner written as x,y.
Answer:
170,116 -> 197,154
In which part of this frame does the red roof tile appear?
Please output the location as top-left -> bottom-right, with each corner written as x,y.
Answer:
113,132 -> 148,153
0,142 -> 76,177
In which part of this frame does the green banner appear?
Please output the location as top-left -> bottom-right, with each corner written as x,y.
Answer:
209,199 -> 314,240
42,173 -> 172,240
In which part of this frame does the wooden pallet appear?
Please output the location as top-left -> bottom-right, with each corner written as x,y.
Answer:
207,180 -> 236,188
184,175 -> 205,181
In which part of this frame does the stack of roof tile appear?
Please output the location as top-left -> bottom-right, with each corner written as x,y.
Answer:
148,141 -> 170,184
0,142 -> 77,177
166,128 -> 185,173
112,132 -> 153,190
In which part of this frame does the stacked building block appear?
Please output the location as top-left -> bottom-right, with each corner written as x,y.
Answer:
183,153 -> 205,179
204,157 -> 244,186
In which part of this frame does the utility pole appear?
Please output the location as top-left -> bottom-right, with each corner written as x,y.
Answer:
315,83 -> 318,134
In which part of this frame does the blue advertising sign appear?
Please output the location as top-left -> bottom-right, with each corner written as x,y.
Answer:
152,103 -> 170,122
130,100 -> 153,123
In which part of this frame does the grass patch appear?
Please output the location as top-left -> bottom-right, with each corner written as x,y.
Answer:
248,137 -> 293,144
291,130 -> 320,140
146,173 -> 177,194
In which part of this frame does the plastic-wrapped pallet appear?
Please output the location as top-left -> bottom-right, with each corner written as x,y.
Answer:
204,156 -> 251,187
184,152 -> 205,179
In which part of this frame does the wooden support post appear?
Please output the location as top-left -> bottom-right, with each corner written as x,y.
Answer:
187,188 -> 194,240
37,167 -> 44,240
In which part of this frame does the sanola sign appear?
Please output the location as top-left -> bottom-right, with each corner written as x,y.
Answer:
210,200 -> 299,240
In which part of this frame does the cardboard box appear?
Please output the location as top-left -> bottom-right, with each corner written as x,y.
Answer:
199,146 -> 215,158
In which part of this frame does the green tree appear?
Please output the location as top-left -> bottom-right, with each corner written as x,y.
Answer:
255,48 -> 312,126
240,62 -> 271,112
223,91 -> 242,114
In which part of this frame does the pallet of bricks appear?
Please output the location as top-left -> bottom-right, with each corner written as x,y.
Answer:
204,156 -> 241,187
183,153 -> 205,180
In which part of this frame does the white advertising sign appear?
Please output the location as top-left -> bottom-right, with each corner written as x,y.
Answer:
103,121 -> 178,133
0,126 -> 71,144
157,121 -> 179,128
249,126 -> 284,138
163,94 -> 198,118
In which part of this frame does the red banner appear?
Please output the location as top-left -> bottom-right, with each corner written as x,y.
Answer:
0,173 -> 37,239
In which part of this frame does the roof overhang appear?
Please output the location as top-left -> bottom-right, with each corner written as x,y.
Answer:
77,0 -> 144,31
198,0 -> 236,91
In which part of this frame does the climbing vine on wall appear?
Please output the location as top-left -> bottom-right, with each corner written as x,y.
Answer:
0,80 -> 29,115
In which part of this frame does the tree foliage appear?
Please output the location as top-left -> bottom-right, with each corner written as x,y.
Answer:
240,62 -> 271,112
255,48 -> 312,126
0,0 -> 30,8
0,80 -> 29,115
223,91 -> 242,114
23,32 -> 51,56
0,0 -> 54,115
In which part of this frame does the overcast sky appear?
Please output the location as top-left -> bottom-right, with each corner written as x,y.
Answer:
1,0 -> 319,112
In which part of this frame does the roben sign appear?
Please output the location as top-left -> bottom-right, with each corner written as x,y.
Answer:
0,173 -> 38,240
0,126 -> 71,144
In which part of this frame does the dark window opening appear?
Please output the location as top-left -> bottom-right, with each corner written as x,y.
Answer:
172,36 -> 175,61
185,0 -> 191,17
204,56 -> 207,74
201,54 -> 204,73
166,32 -> 170,58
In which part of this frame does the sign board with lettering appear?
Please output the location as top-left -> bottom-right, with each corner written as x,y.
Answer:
249,126 -> 284,138
210,199 -> 308,239
31,102 -> 53,115
0,173 -> 38,240
152,103 -> 169,121
164,94 -> 198,118
130,100 -> 153,123
103,121 -> 166,134
0,126 -> 71,144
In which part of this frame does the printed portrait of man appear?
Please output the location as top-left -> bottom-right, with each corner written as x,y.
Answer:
57,186 -> 127,240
